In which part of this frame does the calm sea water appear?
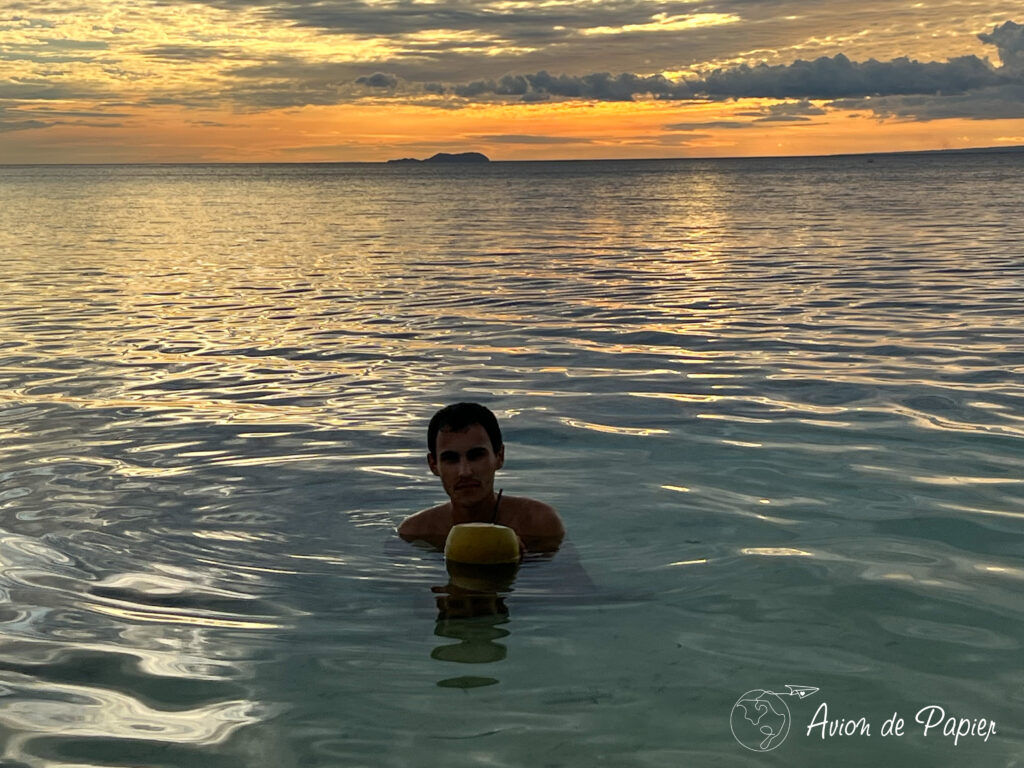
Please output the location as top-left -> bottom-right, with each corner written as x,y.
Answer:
0,155 -> 1022,767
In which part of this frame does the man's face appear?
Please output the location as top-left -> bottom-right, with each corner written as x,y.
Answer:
428,424 -> 504,508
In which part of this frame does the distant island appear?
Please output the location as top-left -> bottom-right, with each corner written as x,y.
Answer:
386,152 -> 490,165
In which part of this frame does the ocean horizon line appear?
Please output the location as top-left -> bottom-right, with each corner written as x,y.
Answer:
3,143 -> 1023,168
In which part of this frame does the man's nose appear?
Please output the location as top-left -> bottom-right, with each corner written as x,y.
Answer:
458,456 -> 472,475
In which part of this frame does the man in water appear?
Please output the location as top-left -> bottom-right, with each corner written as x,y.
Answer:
398,402 -> 565,553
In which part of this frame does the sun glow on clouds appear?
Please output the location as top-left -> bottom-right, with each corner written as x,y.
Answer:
399,29 -> 539,56
2,1 -> 1024,162
579,12 -> 741,37
0,4 -> 395,99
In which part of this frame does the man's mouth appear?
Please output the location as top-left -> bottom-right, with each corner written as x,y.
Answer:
455,481 -> 480,490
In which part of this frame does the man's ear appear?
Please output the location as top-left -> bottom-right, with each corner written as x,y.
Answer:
495,445 -> 505,470
427,453 -> 440,476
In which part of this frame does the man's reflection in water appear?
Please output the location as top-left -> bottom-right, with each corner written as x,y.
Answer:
424,547 -> 598,688
433,561 -> 517,620
431,561 -> 517,683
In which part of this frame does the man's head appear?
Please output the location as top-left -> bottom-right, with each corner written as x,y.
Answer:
426,403 -> 505,510
427,402 -> 503,458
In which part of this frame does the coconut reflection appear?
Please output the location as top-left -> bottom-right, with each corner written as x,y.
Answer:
432,561 -> 518,621
431,561 -> 518,688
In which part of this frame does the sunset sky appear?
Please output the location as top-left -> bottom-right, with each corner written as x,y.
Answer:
2,0 -> 1023,162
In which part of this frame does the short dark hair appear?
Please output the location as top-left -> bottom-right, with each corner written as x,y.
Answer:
427,402 -> 503,457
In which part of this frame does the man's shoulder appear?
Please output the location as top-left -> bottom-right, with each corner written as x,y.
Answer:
397,502 -> 451,538
506,496 -> 564,535
504,494 -> 557,513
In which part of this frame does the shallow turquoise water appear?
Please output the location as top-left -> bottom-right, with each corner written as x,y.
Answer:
0,156 -> 1022,766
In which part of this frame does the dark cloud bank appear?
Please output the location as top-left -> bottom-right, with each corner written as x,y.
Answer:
358,20 -> 1024,121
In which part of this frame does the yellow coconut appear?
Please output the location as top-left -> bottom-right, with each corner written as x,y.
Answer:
444,523 -> 521,565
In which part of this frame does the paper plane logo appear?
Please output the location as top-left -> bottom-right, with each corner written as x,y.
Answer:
730,685 -> 819,752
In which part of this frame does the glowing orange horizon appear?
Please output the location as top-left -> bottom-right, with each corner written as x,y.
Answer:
3,98 -> 1024,164
2,1 -> 1023,164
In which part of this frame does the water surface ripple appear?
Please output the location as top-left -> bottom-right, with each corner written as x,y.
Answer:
0,156 -> 1022,766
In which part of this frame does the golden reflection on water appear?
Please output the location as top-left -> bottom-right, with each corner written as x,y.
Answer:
630,392 -> 720,404
1,691 -> 262,745
0,520 -> 290,760
560,417 -> 669,436
977,564 -> 1024,580
85,601 -> 282,629
870,571 -> 970,591
933,501 -> 1024,521
193,529 -> 287,543
0,389 -> 307,423
740,547 -> 815,557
